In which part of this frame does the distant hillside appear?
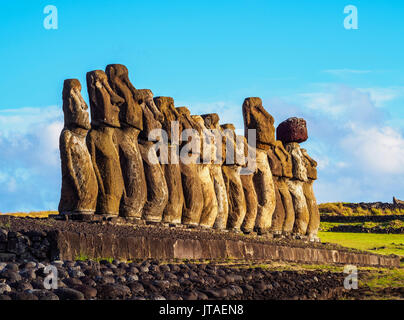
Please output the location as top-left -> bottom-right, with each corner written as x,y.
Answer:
319,202 -> 404,216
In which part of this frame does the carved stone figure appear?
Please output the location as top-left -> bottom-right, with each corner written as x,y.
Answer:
285,142 -> 310,236
105,64 -> 146,218
221,124 -> 247,231
301,148 -> 320,241
267,141 -> 295,236
191,115 -> 218,228
165,107 -> 201,226
201,113 -> 229,230
58,79 -> 98,215
242,98 -> 276,234
86,70 -> 125,216
239,136 -> 258,234
135,90 -> 169,222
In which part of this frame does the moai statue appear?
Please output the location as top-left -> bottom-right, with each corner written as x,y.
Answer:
242,97 -> 276,235
201,113 -> 230,230
58,79 -> 98,216
154,97 -> 185,224
86,70 -> 125,216
267,141 -> 295,236
277,117 -> 310,237
191,114 -> 219,228
239,136 -> 258,234
221,124 -> 247,231
105,64 -> 147,218
301,149 -> 320,242
135,89 -> 169,222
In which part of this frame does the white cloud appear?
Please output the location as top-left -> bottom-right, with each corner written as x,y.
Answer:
341,125 -> 404,175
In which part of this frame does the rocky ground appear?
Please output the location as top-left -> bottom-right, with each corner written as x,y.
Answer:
0,259 -> 348,300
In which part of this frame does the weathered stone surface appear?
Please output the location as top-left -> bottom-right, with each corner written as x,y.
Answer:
301,148 -> 317,181
285,143 -> 310,235
177,107 -> 201,161
201,113 -> 227,165
240,174 -> 258,234
139,141 -> 169,222
271,180 -> 286,234
135,89 -> 164,142
301,149 -> 320,240
191,115 -> 218,228
276,177 -> 295,234
277,117 -> 308,144
161,145 -> 184,225
105,64 -> 143,130
222,164 -> 246,231
303,180 -> 320,240
267,142 -> 295,234
49,228 -> 400,268
220,126 -> 247,230
106,65 -> 147,218
154,96 -> 181,143
242,97 -> 276,147
179,160 -> 203,226
86,70 -> 125,216
210,165 -> 229,230
115,128 -> 146,218
201,113 -> 229,230
253,149 -> 276,234
240,137 -> 258,234
58,79 -> 98,215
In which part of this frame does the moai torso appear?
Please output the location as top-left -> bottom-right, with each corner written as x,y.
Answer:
284,141 -> 310,236
301,148 -> 320,241
86,70 -> 125,216
201,113 -> 229,230
242,98 -> 276,235
105,64 -> 147,218
191,115 -> 218,228
220,124 -> 247,230
58,79 -> 98,215
135,89 -> 169,222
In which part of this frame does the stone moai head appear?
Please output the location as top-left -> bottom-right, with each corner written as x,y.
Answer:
86,70 -> 124,128
136,89 -> 164,142
221,123 -> 244,166
154,96 -> 181,143
242,97 -> 275,147
105,64 -> 143,130
276,117 -> 308,145
201,113 -> 226,164
301,148 -> 317,180
62,79 -> 91,130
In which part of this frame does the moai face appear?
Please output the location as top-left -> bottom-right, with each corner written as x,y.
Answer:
221,123 -> 245,166
105,64 -> 143,130
201,113 -> 226,164
154,96 -> 181,143
135,89 -> 163,142
86,70 -> 124,128
301,148 -> 318,180
62,79 -> 91,130
285,142 -> 308,182
242,97 -> 276,147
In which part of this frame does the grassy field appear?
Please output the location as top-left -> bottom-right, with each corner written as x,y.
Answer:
0,211 -> 56,218
319,202 -> 404,216
319,231 -> 404,258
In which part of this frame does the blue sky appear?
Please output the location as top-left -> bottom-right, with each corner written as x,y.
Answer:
0,0 -> 404,212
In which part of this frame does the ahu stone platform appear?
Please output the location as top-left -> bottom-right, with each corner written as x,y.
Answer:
0,216 -> 399,268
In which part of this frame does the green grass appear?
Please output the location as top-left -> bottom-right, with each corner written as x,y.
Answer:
319,202 -> 404,216
319,220 -> 404,232
319,232 -> 404,258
